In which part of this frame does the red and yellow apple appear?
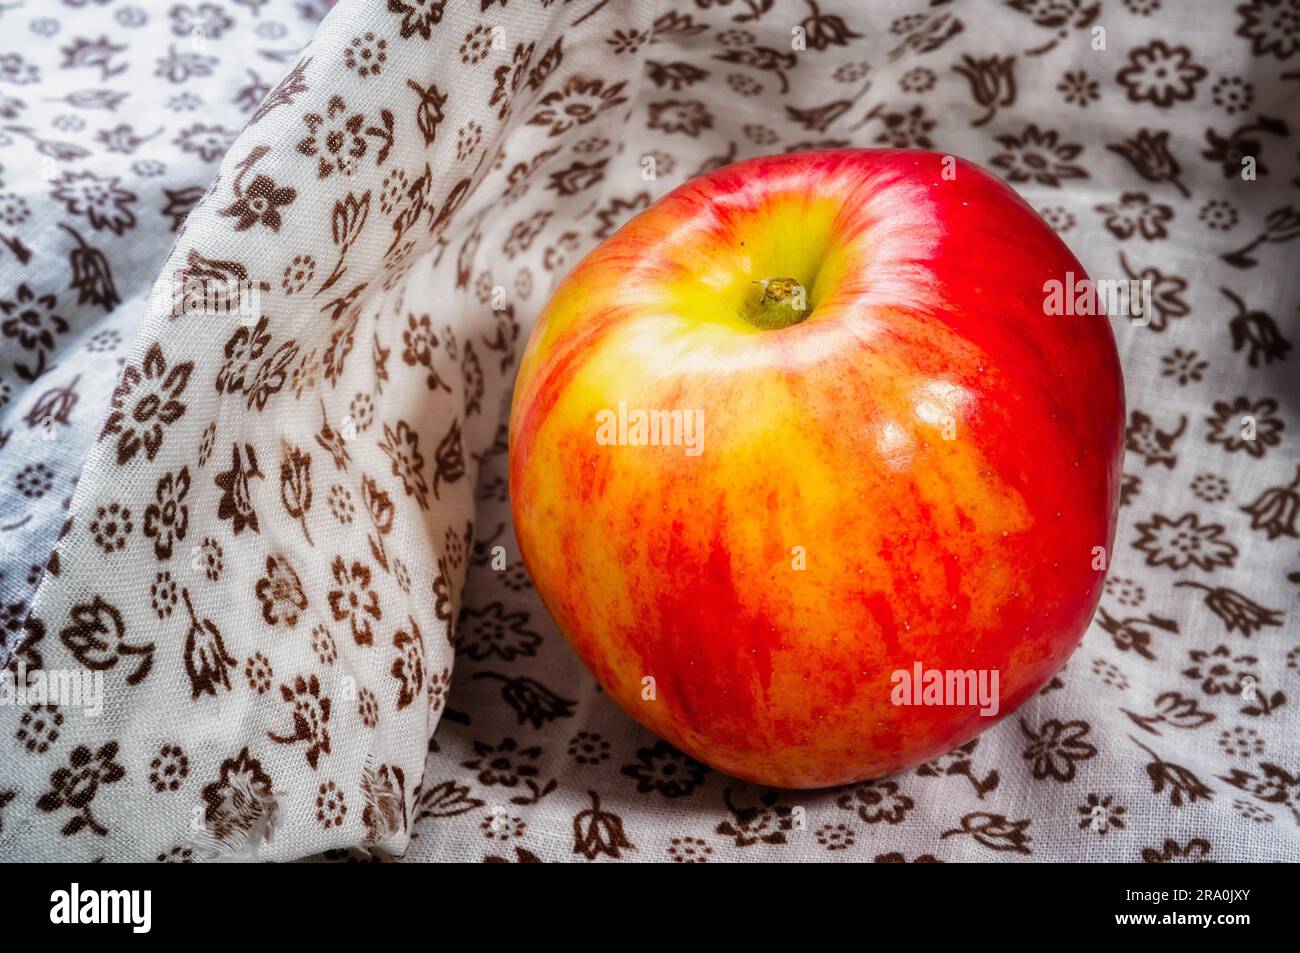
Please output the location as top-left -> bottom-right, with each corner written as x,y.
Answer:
508,149 -> 1123,788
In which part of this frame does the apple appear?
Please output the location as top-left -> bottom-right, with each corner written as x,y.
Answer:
508,149 -> 1124,788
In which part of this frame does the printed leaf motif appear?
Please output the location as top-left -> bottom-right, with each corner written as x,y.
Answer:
939,812 -> 1033,855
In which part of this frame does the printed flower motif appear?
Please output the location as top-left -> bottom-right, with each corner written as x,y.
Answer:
361,761 -> 407,842
1019,719 -> 1097,782
836,780 -> 915,824
89,502 -> 133,553
1189,472 -> 1230,504
170,3 -> 234,40
100,341 -> 194,465
378,419 -> 429,508
1097,657 -> 1129,689
197,536 -> 223,581
1057,69 -> 1099,107
916,738 -> 1001,798
401,312 -> 451,391
315,781 -> 346,829
242,340 -> 297,412
0,51 -> 39,84
1183,645 -> 1258,696
221,174 -> 296,231
357,688 -> 379,729
95,124 -> 153,154
433,418 -> 466,500
1122,692 -> 1215,735
150,572 -> 179,619
308,624 -> 337,667
217,317 -> 270,393
389,0 -> 445,40
174,123 -> 237,162
426,666 -> 450,714
345,31 -> 388,78
391,617 -> 425,709
326,556 -> 381,646
148,744 -> 189,794
1236,0 -> 1300,60
1116,40 -> 1206,106
1219,762 -> 1300,823
50,171 -> 137,235
815,823 -> 855,852
1218,726 -> 1265,759
1038,206 -> 1075,232
268,674 -> 332,769
214,443 -> 264,535
1232,799 -> 1275,824
1095,192 -> 1173,240
864,104 -> 935,149
143,466 -> 190,560
647,99 -> 714,136
1077,793 -> 1126,835
1118,252 -> 1189,330
155,45 -> 217,84
1211,75 -> 1254,114
463,738 -> 541,788
0,284 -> 67,351
297,95 -> 368,178
1142,838 -> 1212,863
1206,396 -> 1284,457
1125,411 -> 1185,468
16,703 -> 63,755
621,741 -> 707,798
254,554 -> 308,627
1202,118 -> 1289,182
1159,347 -> 1207,385
1095,608 -> 1177,660
201,747 -> 276,845
569,731 -> 611,766
1199,199 -> 1239,231
876,851 -> 943,863
606,29 -> 649,56
1133,512 -> 1238,571
36,741 -> 126,837
990,124 -> 1086,187
528,76 -> 628,137
716,789 -> 795,848
459,602 -> 542,662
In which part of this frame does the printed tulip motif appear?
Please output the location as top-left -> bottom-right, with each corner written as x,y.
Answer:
1175,581 -> 1284,636
181,588 -> 237,699
59,595 -> 154,686
572,790 -> 634,860
1241,466 -> 1300,540
953,54 -> 1016,127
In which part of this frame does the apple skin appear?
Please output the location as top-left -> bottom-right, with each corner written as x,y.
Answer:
508,149 -> 1124,789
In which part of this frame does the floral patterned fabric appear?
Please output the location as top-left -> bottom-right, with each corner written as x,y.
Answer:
0,0 -> 1297,863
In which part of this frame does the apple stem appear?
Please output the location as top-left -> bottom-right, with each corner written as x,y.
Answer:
745,277 -> 810,330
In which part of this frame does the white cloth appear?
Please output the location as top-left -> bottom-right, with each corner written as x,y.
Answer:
1,0 -> 1297,863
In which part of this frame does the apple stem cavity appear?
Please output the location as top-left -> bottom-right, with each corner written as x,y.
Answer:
745,277 -> 810,330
